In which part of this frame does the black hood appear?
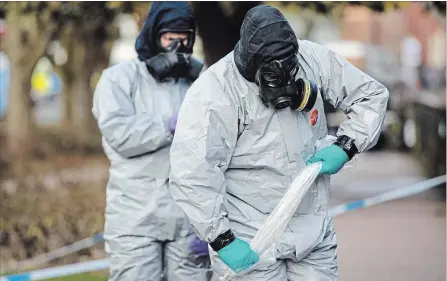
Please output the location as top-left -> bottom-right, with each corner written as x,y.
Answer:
234,5 -> 298,82
135,1 -> 196,61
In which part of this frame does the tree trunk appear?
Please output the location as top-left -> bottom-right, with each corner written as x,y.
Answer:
69,40 -> 92,147
191,2 -> 260,66
73,74 -> 95,147
64,24 -> 115,150
70,35 -> 106,149
5,60 -> 34,164
61,76 -> 74,129
54,27 -> 77,133
3,11 -> 38,166
3,5 -> 58,166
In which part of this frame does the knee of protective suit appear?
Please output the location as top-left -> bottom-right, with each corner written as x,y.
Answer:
106,236 -> 164,281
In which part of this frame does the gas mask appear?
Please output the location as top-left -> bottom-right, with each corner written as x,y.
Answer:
255,53 -> 318,111
145,30 -> 203,82
157,28 -> 195,54
163,38 -> 194,77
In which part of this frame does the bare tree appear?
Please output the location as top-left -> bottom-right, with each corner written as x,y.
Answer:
56,2 -> 123,147
1,2 -> 133,157
0,2 -> 60,164
50,2 -> 136,148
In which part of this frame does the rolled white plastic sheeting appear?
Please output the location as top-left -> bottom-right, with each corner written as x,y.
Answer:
220,161 -> 323,281
220,135 -> 358,280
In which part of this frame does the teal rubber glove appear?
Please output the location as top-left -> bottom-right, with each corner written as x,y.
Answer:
306,144 -> 349,175
217,238 -> 259,273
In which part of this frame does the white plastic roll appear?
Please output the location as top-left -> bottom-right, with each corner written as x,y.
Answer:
220,162 -> 323,281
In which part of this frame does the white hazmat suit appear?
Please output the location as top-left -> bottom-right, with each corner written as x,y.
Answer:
92,2 -> 209,280
169,5 -> 389,281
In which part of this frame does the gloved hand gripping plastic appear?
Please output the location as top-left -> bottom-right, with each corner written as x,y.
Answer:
314,135 -> 358,170
219,136 -> 357,280
220,162 -> 322,281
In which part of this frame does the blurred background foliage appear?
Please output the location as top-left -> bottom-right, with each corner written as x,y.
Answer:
0,0 -> 445,273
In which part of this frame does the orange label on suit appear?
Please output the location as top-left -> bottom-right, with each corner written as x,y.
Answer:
310,109 -> 318,126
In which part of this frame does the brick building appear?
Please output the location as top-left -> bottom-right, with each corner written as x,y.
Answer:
340,3 -> 446,70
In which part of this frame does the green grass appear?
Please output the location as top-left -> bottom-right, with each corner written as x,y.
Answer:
45,272 -> 108,281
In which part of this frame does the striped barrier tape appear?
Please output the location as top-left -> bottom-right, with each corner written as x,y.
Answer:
1,259 -> 109,281
329,174 -> 446,217
3,234 -> 104,273
2,174 -> 445,281
1,257 -> 213,281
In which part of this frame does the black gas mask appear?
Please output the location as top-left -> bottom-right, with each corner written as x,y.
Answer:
157,28 -> 195,54
145,29 -> 203,82
255,53 -> 318,111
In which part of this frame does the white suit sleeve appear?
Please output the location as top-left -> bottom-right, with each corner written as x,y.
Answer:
315,44 -> 390,152
92,70 -> 172,158
169,73 -> 239,242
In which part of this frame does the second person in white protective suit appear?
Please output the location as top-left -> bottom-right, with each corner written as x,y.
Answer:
92,2 -> 210,281
169,5 -> 389,281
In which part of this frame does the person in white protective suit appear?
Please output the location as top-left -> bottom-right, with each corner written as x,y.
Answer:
169,5 -> 389,281
92,2 -> 210,281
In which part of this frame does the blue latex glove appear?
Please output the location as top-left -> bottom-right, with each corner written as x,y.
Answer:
190,236 -> 209,257
167,113 -> 178,135
217,238 -> 259,273
306,144 -> 349,175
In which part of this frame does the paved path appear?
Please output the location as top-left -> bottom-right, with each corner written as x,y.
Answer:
330,151 -> 446,281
